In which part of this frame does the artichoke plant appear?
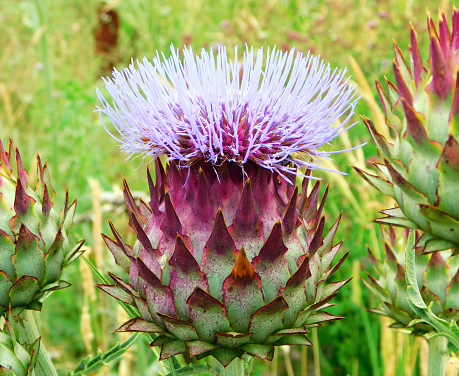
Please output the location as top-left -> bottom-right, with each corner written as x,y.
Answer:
0,139 -> 84,316
97,45 -> 359,366
354,9 -> 459,253
363,226 -> 459,336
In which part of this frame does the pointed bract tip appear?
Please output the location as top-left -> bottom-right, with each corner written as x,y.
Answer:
231,248 -> 255,280
438,9 -> 444,19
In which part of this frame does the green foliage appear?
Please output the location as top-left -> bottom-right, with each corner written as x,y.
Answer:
405,230 -> 459,351
67,333 -> 139,376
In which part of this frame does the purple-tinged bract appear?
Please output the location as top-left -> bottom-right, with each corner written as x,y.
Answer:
98,161 -> 349,366
97,45 -> 359,178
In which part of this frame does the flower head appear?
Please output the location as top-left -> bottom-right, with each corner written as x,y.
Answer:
97,45 -> 359,179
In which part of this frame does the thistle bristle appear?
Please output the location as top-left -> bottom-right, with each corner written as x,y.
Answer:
98,45 -> 360,178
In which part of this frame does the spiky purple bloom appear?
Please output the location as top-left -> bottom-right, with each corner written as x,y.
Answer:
97,45 -> 359,178
97,46 -> 356,365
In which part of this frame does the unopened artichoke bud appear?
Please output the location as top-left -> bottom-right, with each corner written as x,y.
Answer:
0,139 -> 85,316
363,226 -> 459,336
97,45 -> 359,366
355,10 -> 459,253
0,330 -> 39,376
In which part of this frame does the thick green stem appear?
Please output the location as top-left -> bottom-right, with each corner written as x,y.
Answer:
213,357 -> 248,376
14,310 -> 58,376
427,336 -> 448,376
312,327 -> 321,376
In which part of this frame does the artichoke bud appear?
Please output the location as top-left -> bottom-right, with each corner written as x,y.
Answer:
0,138 -> 84,316
355,10 -> 459,253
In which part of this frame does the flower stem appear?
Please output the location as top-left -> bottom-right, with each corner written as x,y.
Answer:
427,336 -> 448,376
14,310 -> 58,376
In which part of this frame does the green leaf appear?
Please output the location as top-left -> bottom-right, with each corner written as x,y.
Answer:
67,333 -> 139,376
404,230 -> 426,308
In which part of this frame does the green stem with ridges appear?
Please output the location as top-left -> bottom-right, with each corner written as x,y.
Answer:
14,310 -> 58,376
427,336 -> 448,376
212,356 -> 250,376
312,327 -> 321,376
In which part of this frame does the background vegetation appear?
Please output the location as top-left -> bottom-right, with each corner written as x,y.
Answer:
0,0 -> 455,374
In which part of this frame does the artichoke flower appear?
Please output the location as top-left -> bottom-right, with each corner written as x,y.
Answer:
354,10 -> 459,253
0,139 -> 84,316
97,45 -> 359,366
363,226 -> 459,336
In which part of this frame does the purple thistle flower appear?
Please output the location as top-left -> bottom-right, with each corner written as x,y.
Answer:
97,45 -> 356,366
97,45 -> 359,179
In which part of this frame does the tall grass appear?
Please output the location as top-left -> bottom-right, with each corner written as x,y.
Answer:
0,0 -> 455,374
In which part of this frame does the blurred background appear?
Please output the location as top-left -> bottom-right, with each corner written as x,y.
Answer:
0,0 -> 454,374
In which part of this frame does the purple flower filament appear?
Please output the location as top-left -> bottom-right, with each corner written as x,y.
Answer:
96,45 -> 360,179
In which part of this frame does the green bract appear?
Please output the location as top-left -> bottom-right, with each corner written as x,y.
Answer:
0,139 -> 84,316
0,331 -> 39,376
355,10 -> 459,253
363,226 -> 459,336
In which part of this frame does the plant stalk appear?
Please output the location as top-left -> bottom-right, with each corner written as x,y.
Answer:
14,310 -> 58,376
312,327 -> 321,376
213,356 -> 247,376
427,336 -> 448,376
